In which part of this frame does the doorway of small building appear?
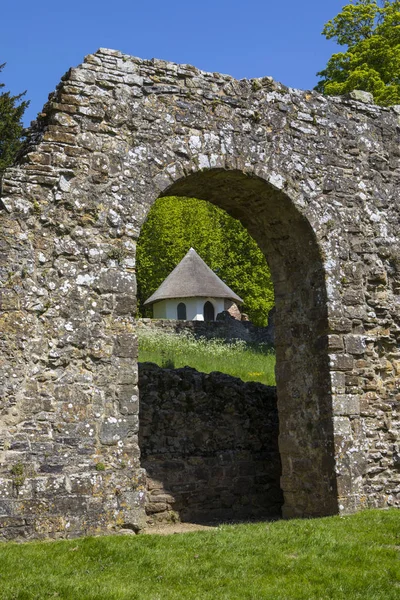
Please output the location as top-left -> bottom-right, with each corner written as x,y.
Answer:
137,168 -> 337,525
203,301 -> 215,321
177,302 -> 187,320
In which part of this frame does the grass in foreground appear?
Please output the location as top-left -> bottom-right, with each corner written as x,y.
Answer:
0,510 -> 399,599
137,329 -> 276,386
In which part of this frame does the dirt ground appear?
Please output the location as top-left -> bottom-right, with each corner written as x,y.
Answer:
143,522 -> 217,535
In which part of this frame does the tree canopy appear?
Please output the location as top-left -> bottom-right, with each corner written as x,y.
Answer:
136,196 -> 274,326
316,0 -> 400,106
0,63 -> 29,174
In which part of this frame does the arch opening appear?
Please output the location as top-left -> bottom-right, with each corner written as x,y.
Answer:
177,302 -> 187,320
138,168 -> 338,523
203,301 -> 215,322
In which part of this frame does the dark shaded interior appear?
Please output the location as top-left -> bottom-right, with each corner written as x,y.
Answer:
139,363 -> 283,524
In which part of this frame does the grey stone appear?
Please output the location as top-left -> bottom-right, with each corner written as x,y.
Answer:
139,363 -> 282,523
349,90 -> 374,103
0,47 -> 399,540
345,335 -> 366,356
95,270 -> 136,295
113,334 -> 138,358
333,395 -> 361,416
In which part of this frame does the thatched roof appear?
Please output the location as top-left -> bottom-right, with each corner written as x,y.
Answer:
144,248 -> 243,306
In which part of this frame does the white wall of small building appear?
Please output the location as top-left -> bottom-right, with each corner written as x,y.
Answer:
152,297 -> 224,321
153,300 -> 168,319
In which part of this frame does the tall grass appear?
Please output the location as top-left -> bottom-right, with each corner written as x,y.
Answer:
138,329 -> 276,386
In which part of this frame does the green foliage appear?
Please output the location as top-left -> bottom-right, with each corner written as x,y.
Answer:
316,1 -> 400,106
137,196 -> 274,326
10,463 -> 24,476
0,510 -> 399,599
138,329 -> 276,386
0,63 -> 29,173
10,462 -> 25,488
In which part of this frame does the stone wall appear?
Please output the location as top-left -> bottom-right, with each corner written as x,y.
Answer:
137,315 -> 274,345
139,363 -> 282,524
0,48 -> 399,539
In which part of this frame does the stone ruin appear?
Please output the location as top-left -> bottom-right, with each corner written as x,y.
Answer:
0,48 -> 399,540
139,363 -> 282,525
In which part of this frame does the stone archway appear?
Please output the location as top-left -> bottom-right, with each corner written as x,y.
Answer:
159,169 -> 336,518
0,48 -> 399,539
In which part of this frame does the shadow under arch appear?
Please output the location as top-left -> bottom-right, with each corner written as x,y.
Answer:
153,168 -> 338,519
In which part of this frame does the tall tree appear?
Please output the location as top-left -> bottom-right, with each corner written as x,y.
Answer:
136,196 -> 274,326
316,1 -> 400,106
0,63 -> 29,174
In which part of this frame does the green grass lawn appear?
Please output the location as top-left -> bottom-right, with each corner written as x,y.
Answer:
0,510 -> 399,599
138,329 -> 276,386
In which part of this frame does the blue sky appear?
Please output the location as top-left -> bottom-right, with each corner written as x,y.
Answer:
2,0 -> 345,126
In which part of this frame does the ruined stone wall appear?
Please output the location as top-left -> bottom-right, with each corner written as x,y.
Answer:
136,317 -> 274,345
139,363 -> 282,524
0,48 -> 399,539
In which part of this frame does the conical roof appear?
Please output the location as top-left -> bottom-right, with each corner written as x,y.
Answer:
144,248 -> 243,305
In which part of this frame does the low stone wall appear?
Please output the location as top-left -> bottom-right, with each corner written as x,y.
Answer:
137,315 -> 274,346
139,363 -> 282,524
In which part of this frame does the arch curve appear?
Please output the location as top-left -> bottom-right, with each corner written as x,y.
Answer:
157,167 -> 336,518
177,302 -> 187,320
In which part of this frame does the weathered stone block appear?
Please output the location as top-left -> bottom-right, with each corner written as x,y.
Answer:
117,385 -> 139,415
349,90 -> 374,104
333,416 -> 353,437
113,334 -> 138,358
330,371 -> 346,394
343,290 -> 364,306
95,269 -> 136,295
327,335 -> 344,350
330,354 -> 354,371
345,335 -> 366,355
100,415 -> 138,445
333,395 -> 360,416
115,295 -> 137,315
328,318 -> 353,333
